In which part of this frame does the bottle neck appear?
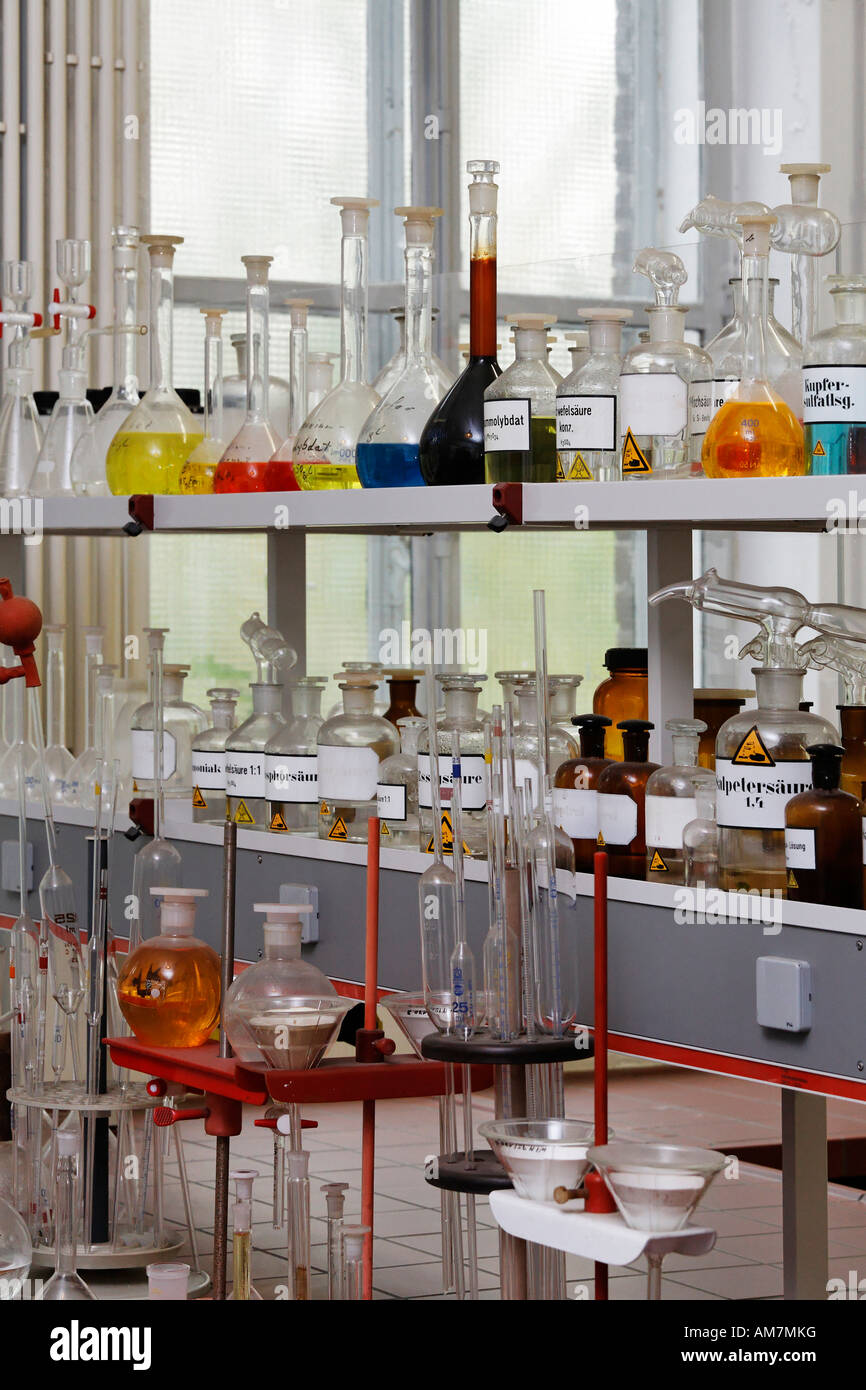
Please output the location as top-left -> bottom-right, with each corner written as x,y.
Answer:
622,732 -> 649,762
340,224 -> 370,386
754,668 -> 803,709
113,256 -> 140,399
342,686 -> 375,716
648,308 -> 684,343
55,1155 -> 78,1276
46,644 -> 65,747
588,321 -> 623,353
833,290 -> 866,327
163,673 -> 183,701
210,703 -> 236,732
149,260 -> 174,393
291,686 -> 323,719
252,684 -> 283,716
670,734 -> 698,766
443,688 -> 480,721
741,249 -> 770,383
203,327 -> 224,442
812,760 -> 841,792
578,726 -> 606,759
264,935 -> 301,960
514,329 -> 546,361
469,211 -> 497,358
289,323 -> 308,434
245,279 -> 271,425
404,242 -> 434,369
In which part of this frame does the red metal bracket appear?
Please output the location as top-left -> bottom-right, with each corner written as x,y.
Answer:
125,494 -> 155,535
490,482 -> 524,529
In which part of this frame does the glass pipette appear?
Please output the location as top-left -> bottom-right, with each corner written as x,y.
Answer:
129,629 -> 182,948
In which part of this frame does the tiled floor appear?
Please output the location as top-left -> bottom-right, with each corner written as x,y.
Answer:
86,1066 -> 866,1300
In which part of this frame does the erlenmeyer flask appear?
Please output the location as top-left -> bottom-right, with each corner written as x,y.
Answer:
213,256 -> 282,492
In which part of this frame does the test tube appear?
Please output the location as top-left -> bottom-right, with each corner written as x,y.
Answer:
321,1181 -> 349,1300
286,1150 -> 311,1300
229,1168 -> 258,1301
341,1224 -> 370,1301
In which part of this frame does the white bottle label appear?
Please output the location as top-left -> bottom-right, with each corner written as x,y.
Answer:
785,826 -> 816,871
225,751 -> 266,798
712,378 -> 738,413
619,373 -> 688,438
191,750 -> 225,791
377,783 -> 407,821
598,792 -> 638,846
317,743 -> 379,801
553,786 -> 598,839
802,366 -> 866,423
645,795 -> 698,849
484,398 -> 531,452
556,395 -> 616,451
715,759 -> 814,830
417,754 -> 488,811
688,382 -> 713,437
132,729 -> 177,781
265,753 -> 318,804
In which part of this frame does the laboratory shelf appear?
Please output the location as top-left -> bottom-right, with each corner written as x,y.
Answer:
263,1054 -> 493,1104
105,1038 -> 271,1105
489,1189 -> 717,1265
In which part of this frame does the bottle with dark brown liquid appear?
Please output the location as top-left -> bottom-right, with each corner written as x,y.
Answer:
838,705 -> 866,799
553,714 -> 613,871
382,669 -> 422,726
596,719 -> 659,879
592,648 -> 648,760
785,743 -> 863,908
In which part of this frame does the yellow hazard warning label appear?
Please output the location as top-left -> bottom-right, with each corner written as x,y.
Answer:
731,725 -> 775,767
649,850 -> 669,873
787,869 -> 798,890
425,810 -> 470,855
328,816 -> 349,841
569,452 -> 592,480
622,428 -> 651,474
556,456 -> 565,480
812,439 -> 826,457
132,779 -> 139,794
192,786 -> 207,809
320,801 -> 330,816
233,799 -> 255,825
269,809 -> 288,832
380,820 -> 391,836
597,830 -> 606,846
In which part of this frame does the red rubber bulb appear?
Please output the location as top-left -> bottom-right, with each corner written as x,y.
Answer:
0,581 -> 42,646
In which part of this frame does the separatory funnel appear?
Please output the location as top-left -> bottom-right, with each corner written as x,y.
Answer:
0,260 -> 44,496
484,313 -> 558,483
32,239 -> 96,497
214,256 -> 282,492
293,198 -> 380,490
420,160 -> 502,484
803,276 -> 866,475
556,308 -> 633,481
116,888 -> 220,1047
105,235 -> 202,495
357,206 -> 446,487
179,308 -> 229,493
264,298 -> 314,491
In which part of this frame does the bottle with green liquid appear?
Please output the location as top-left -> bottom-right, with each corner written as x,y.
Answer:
483,313 -> 557,483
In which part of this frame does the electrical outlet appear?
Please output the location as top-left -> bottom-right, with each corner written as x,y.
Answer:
279,882 -> 320,943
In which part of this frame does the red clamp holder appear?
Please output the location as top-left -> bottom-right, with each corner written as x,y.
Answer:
255,1116 -> 318,1131
0,579 -> 42,688
355,1027 -> 396,1063
127,796 -> 155,837
49,287 -> 96,332
489,481 -> 523,531
124,494 -> 154,537
151,1093 -> 243,1137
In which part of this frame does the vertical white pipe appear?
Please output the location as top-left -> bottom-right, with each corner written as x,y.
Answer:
24,0 -> 46,389
2,0 -> 22,258
46,0 -> 66,386
72,0 -> 91,391
94,0 -> 115,388
119,0 -> 140,227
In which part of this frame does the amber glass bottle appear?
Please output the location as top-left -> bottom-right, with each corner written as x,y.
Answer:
596,719 -> 659,879
553,714 -> 613,871
693,689 -> 750,770
593,648 -> 648,760
784,744 -> 863,908
383,669 -> 422,726
838,706 -> 866,800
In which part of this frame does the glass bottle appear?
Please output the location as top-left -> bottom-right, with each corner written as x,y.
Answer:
357,206 -> 446,488
549,673 -> 583,734
225,682 -> 285,829
703,215 -> 805,479
191,687 -> 239,824
71,226 -> 143,496
222,336 -> 291,443
693,688 -> 750,769
683,786 -> 720,889
774,162 -> 838,355
495,670 -> 530,708
293,198 -> 380,491
263,298 -> 313,492
417,673 -> 489,857
106,235 -> 203,495
420,160 -> 501,485
785,744 -> 862,907
0,259 -> 43,496
64,625 -> 105,805
222,903 -> 346,1066
382,668 -> 422,725
645,719 -> 716,884
596,720 -> 660,878
565,330 -> 590,376
33,239 -> 95,498
553,713 -> 613,871
38,1131 -> 95,1301
131,665 -> 206,801
306,352 -> 336,412
264,676 -> 328,834
483,313 -> 557,483
510,679 -> 578,813
372,306 -> 453,400
593,648 -> 648,760
798,633 -> 866,797
556,309 -> 633,482
179,307 -> 229,494
317,673 -> 399,843
376,715 -> 424,848
37,625 -> 74,803
839,704 -> 866,800
707,277 -> 802,422
116,887 -> 220,1047
803,276 -> 866,475
213,256 -> 282,492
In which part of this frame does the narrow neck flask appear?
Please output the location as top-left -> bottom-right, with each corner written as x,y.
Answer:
214,256 -> 282,492
264,298 -> 313,488
179,307 -> 228,494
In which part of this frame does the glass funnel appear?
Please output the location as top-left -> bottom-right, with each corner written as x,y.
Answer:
71,226 -> 143,496
556,309 -> 633,481
357,206 -> 445,488
484,313 -> 558,483
191,686 -> 239,824
480,1119 -> 598,1203
0,260 -> 43,497
264,298 -> 314,491
703,216 -> 805,479
420,160 -> 501,485
105,235 -> 203,495
803,276 -> 866,475
223,903 -> 348,1067
587,1140 -> 725,1234
214,256 -> 282,492
179,308 -> 229,494
293,197 -> 380,491
264,675 -> 328,833
116,887 -> 220,1047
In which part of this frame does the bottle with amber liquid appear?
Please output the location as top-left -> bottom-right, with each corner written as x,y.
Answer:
784,744 -> 863,908
593,648 -> 648,760
596,720 -> 660,879
116,888 -> 220,1047
839,705 -> 866,799
419,160 -> 501,484
553,714 -> 613,871
382,668 -> 422,726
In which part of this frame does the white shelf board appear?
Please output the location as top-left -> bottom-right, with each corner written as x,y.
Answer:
153,486 -> 496,533
489,1190 -> 716,1263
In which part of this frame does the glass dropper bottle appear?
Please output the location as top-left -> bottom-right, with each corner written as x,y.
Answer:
293,197 -> 380,491
105,235 -> 203,495
214,256 -> 282,492
357,206 -> 445,488
179,308 -> 229,494
703,215 -> 805,479
264,298 -> 314,491
420,160 -> 502,485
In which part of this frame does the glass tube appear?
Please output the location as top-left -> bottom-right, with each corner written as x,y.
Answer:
341,1223 -> 370,1301
285,1150 -> 311,1300
214,257 -> 281,491
179,307 -> 228,494
321,1181 -> 348,1300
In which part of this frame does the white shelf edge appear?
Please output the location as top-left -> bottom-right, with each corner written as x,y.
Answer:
488,1190 -> 717,1263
